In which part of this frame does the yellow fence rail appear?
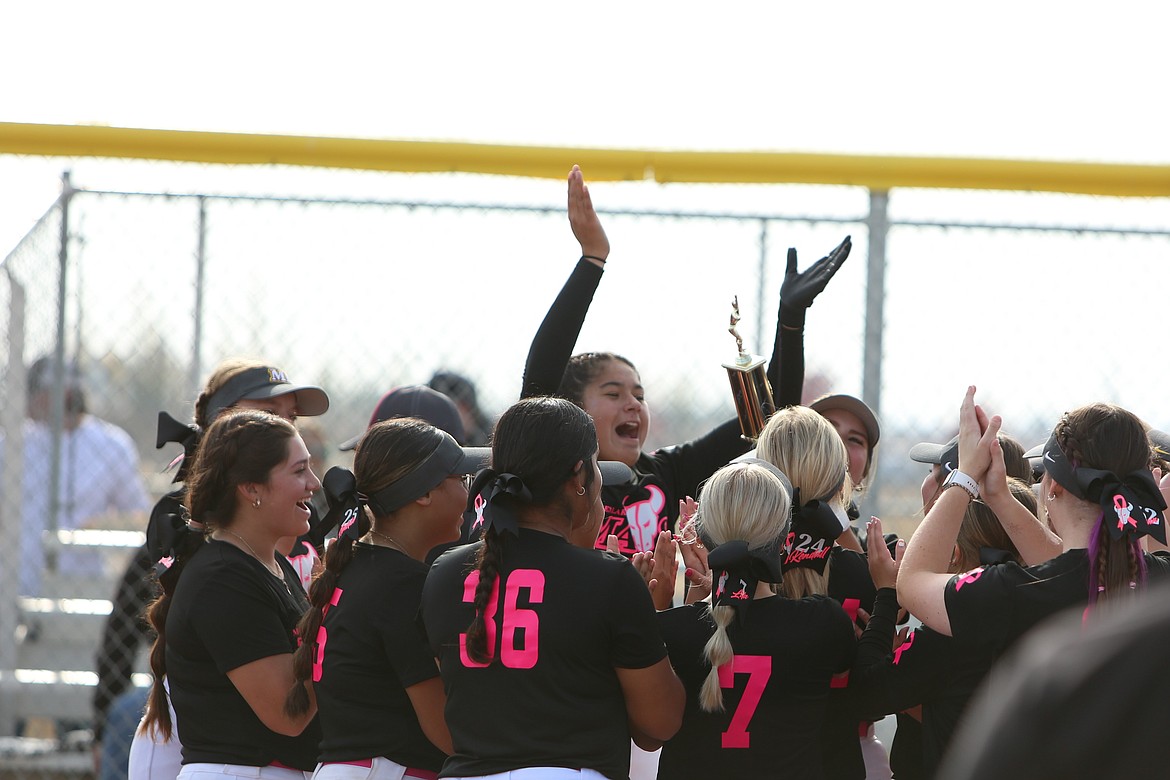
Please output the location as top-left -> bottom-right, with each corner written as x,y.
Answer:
2,122 -> 1169,197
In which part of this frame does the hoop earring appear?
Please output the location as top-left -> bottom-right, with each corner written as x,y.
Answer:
1047,493 -> 1056,502
576,486 -> 585,496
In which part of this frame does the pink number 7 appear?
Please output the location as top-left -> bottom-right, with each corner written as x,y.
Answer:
717,654 -> 771,749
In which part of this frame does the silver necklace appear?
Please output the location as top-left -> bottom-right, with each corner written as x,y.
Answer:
367,528 -> 408,555
227,530 -> 283,578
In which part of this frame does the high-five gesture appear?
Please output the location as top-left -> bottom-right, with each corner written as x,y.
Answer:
567,164 -> 609,264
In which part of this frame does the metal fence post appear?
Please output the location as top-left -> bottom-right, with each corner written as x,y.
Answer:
191,195 -> 207,395
755,219 -> 769,351
44,171 -> 75,574
0,269 -> 27,735
862,189 -> 889,517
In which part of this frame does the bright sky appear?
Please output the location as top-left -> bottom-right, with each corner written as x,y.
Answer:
5,3 -> 1170,152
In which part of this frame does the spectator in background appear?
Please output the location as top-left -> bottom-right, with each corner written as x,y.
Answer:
0,355 -> 150,596
429,370 -> 493,445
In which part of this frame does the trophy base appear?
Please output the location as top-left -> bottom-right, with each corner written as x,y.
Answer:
723,356 -> 776,441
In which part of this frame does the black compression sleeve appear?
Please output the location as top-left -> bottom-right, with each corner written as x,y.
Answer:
520,258 -> 604,399
768,304 -> 806,409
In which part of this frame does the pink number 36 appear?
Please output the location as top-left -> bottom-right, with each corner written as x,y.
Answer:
459,569 -> 545,669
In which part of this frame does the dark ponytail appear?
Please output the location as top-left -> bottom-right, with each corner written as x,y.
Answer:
464,525 -> 506,665
141,524 -> 205,740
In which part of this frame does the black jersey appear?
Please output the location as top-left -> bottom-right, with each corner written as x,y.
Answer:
939,580 -> 1170,780
655,596 -> 855,780
819,547 -> 878,780
521,258 -> 751,555
851,588 -> 993,778
314,543 -> 445,769
419,529 -> 668,780
165,539 -> 321,770
944,548 -> 1170,659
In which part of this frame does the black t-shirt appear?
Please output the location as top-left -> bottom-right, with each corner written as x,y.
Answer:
520,257 -> 752,555
939,579 -> 1170,780
419,529 -> 668,780
821,547 -> 877,780
165,539 -> 321,770
944,548 -> 1170,659
656,596 -> 855,780
595,428 -> 750,556
851,588 -> 994,778
315,543 -> 445,770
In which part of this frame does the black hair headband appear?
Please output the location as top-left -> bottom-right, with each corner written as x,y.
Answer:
364,433 -> 466,516
709,540 -> 783,626
1043,431 -> 1167,544
782,486 -> 846,575
321,467 -> 367,543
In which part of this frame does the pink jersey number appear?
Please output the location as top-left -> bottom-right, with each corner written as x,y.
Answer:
312,587 -> 344,682
717,654 -> 772,749
459,569 -> 545,669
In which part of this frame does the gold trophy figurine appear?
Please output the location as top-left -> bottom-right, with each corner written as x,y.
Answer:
723,296 -> 776,441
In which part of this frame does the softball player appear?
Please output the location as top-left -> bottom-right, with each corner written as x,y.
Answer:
656,460 -> 855,779
420,397 -> 684,780
287,418 -> 484,779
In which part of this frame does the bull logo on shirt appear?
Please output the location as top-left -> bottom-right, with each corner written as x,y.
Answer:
596,484 -> 667,554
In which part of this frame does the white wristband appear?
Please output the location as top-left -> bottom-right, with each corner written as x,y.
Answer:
942,469 -> 979,500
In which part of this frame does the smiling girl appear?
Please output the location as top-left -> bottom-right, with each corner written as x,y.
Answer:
141,410 -> 323,779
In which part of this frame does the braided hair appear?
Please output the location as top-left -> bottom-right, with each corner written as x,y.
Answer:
1054,404 -> 1152,606
695,463 -> 791,712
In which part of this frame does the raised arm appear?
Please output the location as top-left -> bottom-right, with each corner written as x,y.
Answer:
898,387 -> 1001,636
521,165 -> 610,399
767,236 -> 851,408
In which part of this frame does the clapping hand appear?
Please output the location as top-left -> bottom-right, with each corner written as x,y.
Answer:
866,516 -> 904,591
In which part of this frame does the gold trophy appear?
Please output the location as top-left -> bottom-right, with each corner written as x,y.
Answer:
723,296 -> 776,441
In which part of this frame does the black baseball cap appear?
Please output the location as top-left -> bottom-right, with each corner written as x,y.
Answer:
340,385 -> 465,452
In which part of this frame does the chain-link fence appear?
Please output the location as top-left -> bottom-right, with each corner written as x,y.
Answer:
1,166 -> 1169,777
